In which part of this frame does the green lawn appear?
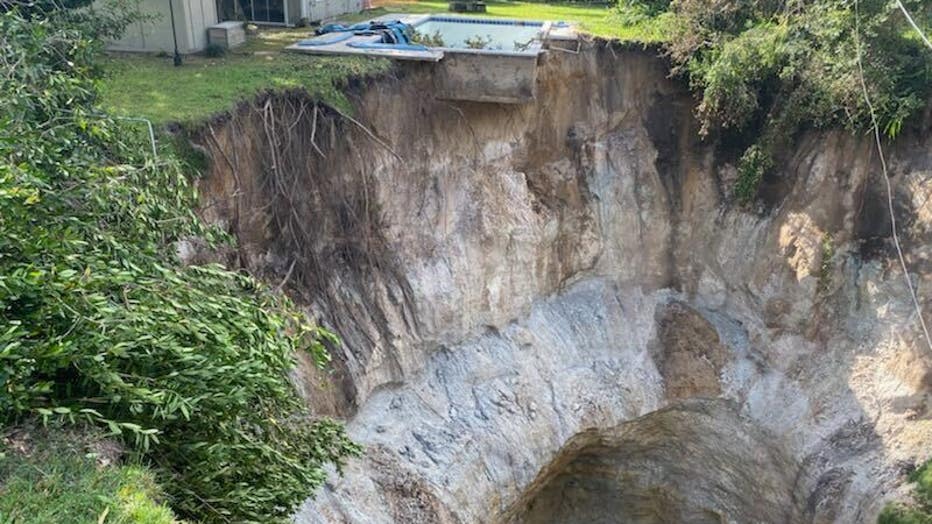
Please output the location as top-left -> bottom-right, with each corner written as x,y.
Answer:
101,38 -> 391,123
100,1 -> 667,123
0,428 -> 178,524
345,1 -> 670,41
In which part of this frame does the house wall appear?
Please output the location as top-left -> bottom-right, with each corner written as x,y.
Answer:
216,0 -> 362,26
287,0 -> 301,24
108,0 -> 218,54
302,0 -> 363,23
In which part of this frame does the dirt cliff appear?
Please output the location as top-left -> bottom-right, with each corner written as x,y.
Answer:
192,41 -> 932,523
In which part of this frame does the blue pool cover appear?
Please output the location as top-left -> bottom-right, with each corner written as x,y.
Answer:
315,20 -> 423,47
295,32 -> 355,46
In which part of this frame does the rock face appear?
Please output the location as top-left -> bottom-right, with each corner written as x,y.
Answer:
507,400 -> 800,524
194,42 -> 932,523
654,301 -> 729,400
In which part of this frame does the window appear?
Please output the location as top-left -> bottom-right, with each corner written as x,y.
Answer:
218,0 -> 286,24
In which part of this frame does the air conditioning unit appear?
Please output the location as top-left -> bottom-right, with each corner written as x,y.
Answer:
208,21 -> 247,49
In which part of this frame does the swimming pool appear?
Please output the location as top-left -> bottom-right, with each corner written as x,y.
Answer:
413,17 -> 546,52
286,13 -> 573,102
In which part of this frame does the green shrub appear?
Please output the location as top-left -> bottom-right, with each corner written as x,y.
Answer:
878,504 -> 932,524
817,233 -> 835,295
618,0 -> 670,17
660,0 -> 932,202
912,462 -> 932,506
878,461 -> 932,524
734,143 -> 773,204
0,6 -> 358,522
411,29 -> 445,47
669,0 -> 931,133
465,34 -> 493,49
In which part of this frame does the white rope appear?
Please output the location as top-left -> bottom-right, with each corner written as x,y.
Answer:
854,0 -> 932,354
895,0 -> 932,51
114,116 -> 158,158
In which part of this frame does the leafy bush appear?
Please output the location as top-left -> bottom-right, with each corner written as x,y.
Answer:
618,0 -> 670,17
0,0 -> 95,15
411,29 -> 445,47
662,0 -> 932,202
879,504 -> 932,524
735,143 -> 773,204
465,34 -> 493,49
0,5 -> 358,522
879,461 -> 932,524
817,233 -> 835,296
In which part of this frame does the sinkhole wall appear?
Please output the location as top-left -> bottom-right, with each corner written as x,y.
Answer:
190,41 -> 932,523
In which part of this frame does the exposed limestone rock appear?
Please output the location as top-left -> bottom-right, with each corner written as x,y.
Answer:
193,42 -> 932,523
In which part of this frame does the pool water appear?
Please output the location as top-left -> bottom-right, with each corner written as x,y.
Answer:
414,18 -> 543,51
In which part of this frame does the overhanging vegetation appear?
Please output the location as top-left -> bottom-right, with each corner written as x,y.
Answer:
0,5 -> 358,522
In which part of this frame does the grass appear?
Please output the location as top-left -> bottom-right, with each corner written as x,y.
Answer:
0,428 -> 178,524
100,1 -> 667,123
347,0 -> 671,41
100,38 -> 391,123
